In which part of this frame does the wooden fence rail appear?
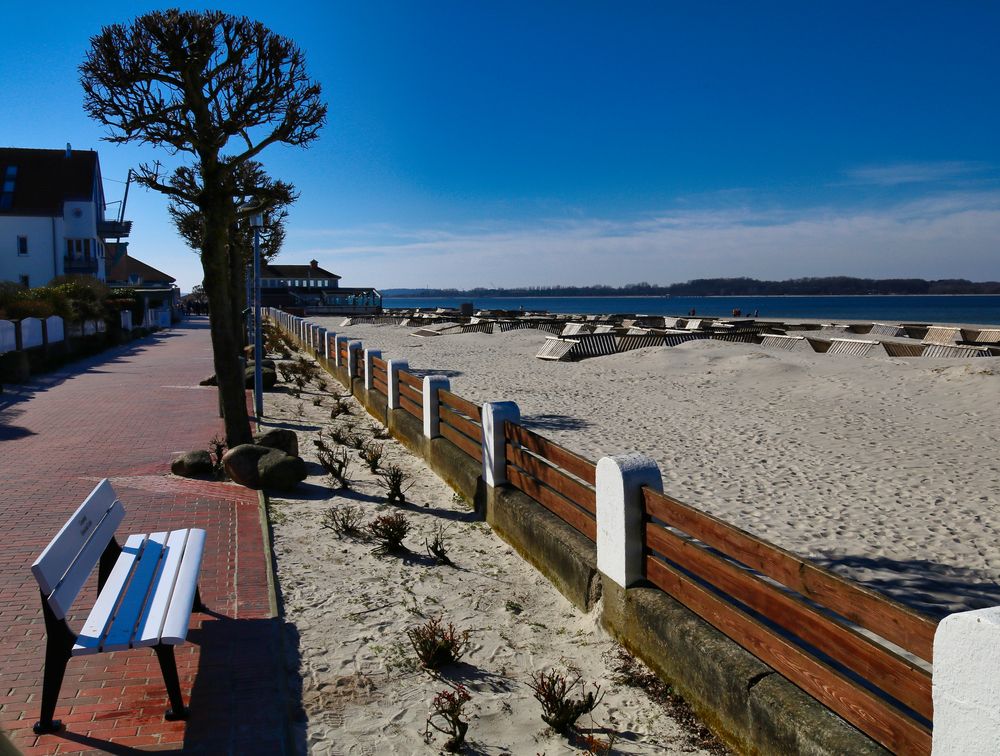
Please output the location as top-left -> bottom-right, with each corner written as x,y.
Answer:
371,356 -> 388,396
503,421 -> 597,541
397,370 -> 423,419
437,389 -> 483,461
642,487 -> 935,754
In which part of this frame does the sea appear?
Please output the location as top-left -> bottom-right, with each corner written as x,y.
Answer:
382,295 -> 1000,326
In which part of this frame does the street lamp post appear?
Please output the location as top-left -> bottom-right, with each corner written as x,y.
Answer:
250,211 -> 264,419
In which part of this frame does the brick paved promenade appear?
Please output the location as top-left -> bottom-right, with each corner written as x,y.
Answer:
0,319 -> 290,755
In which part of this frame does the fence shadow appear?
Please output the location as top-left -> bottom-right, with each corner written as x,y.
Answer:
521,413 -> 592,431
815,553 -> 1000,619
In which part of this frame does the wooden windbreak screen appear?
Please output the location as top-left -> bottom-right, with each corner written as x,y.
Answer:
503,421 -> 597,541
437,389 -> 482,462
641,488 -> 935,755
371,356 -> 388,396
397,370 -> 423,419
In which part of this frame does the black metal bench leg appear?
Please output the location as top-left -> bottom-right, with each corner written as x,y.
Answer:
154,644 -> 189,721
34,594 -> 74,735
193,586 -> 207,613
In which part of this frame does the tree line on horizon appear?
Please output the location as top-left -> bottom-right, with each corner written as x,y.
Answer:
384,277 -> 1000,298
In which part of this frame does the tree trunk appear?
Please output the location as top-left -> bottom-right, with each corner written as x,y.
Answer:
201,203 -> 252,447
227,222 -> 248,354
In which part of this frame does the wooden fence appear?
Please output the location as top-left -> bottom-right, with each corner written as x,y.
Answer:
371,355 -> 388,395
503,421 -> 597,541
437,389 -> 483,462
642,487 -> 935,754
397,369 -> 423,420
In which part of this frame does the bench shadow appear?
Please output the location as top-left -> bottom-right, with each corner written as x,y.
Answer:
50,614 -> 305,755
814,553 -> 1000,619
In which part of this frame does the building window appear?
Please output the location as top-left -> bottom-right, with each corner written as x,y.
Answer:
17,235 -> 28,255
0,165 -> 15,209
19,274 -> 29,288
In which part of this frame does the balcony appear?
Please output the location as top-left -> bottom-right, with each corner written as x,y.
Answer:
64,256 -> 98,275
97,219 -> 133,239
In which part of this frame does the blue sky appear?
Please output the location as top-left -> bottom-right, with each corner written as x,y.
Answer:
3,2 -> 999,291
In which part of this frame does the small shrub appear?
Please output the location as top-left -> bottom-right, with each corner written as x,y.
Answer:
316,378 -> 329,392
528,669 -> 604,735
314,432 -> 352,488
359,441 -> 384,472
425,525 -> 453,566
407,616 -> 469,670
368,512 -> 410,555
328,423 -> 352,445
348,432 -> 366,451
312,396 -> 323,407
208,433 -> 227,475
369,420 -> 390,440
377,464 -> 413,504
423,685 -> 471,752
320,505 -> 365,538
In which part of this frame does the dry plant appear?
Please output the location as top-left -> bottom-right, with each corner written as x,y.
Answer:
295,400 -> 305,417
208,433 -> 227,475
311,395 -> 323,407
348,432 -> 367,451
406,616 -> 470,670
367,512 -> 410,555
528,669 -> 604,735
320,504 -> 365,538
328,423 -> 353,445
425,525 -> 453,566
423,685 -> 471,752
369,420 -> 391,440
314,432 -> 352,488
377,463 -> 413,503
359,441 -> 385,472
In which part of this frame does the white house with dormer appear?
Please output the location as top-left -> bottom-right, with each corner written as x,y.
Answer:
0,145 -> 131,288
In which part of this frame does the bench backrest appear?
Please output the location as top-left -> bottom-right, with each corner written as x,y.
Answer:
32,479 -> 124,619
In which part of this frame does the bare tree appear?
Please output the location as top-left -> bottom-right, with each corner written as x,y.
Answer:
81,9 -> 326,445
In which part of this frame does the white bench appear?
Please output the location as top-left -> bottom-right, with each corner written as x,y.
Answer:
31,479 -> 206,734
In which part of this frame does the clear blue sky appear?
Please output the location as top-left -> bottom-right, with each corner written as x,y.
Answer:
3,2 -> 999,291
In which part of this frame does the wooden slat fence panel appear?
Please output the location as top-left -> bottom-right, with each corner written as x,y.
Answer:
398,381 -> 422,407
398,370 -> 422,390
642,487 -> 936,755
400,395 -> 423,419
645,557 -> 931,755
441,423 -> 483,461
371,356 -> 387,371
504,422 -> 596,485
440,406 -> 481,443
506,467 -> 597,541
372,377 -> 389,396
438,389 -> 482,421
505,444 -> 595,515
642,489 -> 936,660
436,390 -> 483,462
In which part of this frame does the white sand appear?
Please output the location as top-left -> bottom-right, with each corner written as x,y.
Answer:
265,354 -> 722,754
314,320 -> 1000,618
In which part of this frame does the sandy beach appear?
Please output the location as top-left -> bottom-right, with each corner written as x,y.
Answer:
313,320 -> 1000,619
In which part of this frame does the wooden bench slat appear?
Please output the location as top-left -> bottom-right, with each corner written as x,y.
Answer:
136,529 -> 189,648
46,501 -> 126,620
160,528 -> 206,645
73,533 -> 146,656
32,478 -> 118,595
103,532 -> 167,652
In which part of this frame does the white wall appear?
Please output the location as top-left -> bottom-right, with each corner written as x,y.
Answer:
0,215 -> 59,286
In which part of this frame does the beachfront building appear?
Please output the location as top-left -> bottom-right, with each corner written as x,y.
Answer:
261,259 -> 382,314
105,247 -> 180,325
0,146 -> 131,288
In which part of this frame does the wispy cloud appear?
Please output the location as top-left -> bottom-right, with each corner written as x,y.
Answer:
841,161 -> 991,187
285,190 -> 1000,288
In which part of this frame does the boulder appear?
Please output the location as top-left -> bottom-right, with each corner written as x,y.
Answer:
222,444 -> 271,488
171,450 -> 215,478
254,428 -> 299,457
244,366 -> 277,390
257,448 -> 307,491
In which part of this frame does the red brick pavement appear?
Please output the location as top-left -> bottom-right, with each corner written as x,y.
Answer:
0,319 -> 290,755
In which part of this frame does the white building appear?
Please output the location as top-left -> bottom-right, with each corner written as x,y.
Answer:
0,145 -> 130,288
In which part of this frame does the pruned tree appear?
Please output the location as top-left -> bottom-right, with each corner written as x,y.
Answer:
167,159 -> 297,350
81,9 -> 326,445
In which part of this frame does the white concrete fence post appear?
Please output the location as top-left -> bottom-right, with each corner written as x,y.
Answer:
347,341 -> 363,379
933,607 -> 1000,755
334,335 -> 350,367
364,349 -> 382,391
481,402 -> 520,487
596,453 -> 663,588
387,359 -> 408,410
422,375 -> 451,438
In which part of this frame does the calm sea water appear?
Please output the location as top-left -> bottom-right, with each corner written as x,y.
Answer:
382,295 -> 1000,325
